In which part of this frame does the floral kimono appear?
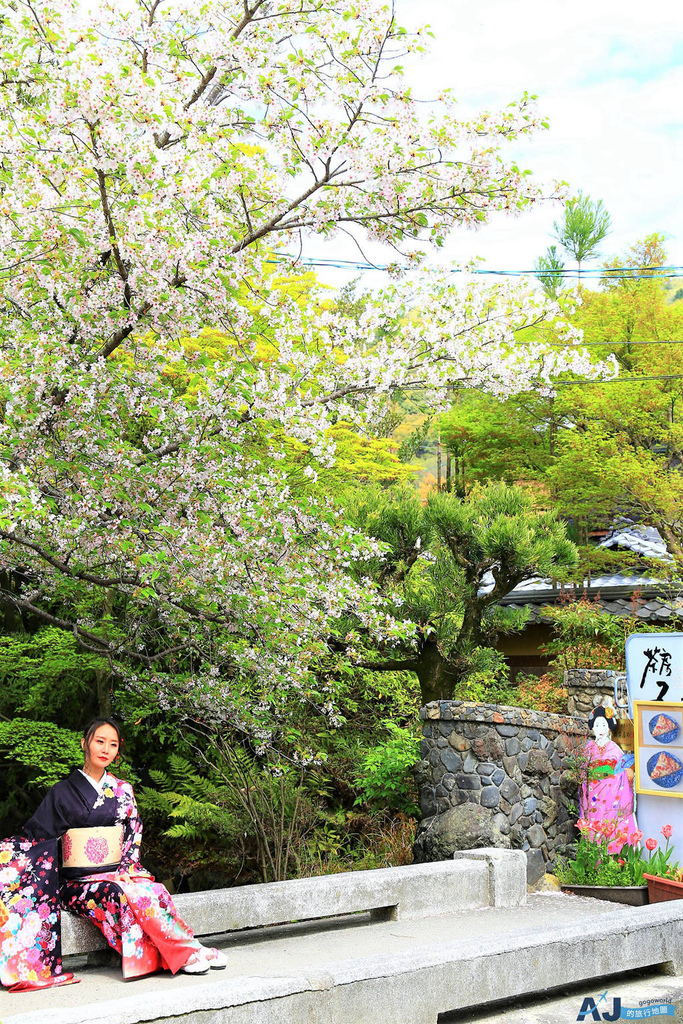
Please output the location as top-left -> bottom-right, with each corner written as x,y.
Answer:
579,738 -> 639,854
0,835 -> 69,991
1,770 -> 201,989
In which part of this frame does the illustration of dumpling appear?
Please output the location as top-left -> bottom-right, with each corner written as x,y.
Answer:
649,713 -> 680,745
647,751 -> 683,788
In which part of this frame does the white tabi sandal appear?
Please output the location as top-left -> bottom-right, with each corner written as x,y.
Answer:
181,952 -> 210,975
199,947 -> 227,969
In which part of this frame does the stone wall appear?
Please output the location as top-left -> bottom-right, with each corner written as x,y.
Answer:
414,700 -> 587,883
565,667 -> 625,718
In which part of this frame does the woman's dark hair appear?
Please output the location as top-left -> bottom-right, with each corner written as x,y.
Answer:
82,717 -> 124,749
588,705 -> 617,734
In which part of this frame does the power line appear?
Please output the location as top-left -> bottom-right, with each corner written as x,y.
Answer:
269,253 -> 683,281
553,374 -> 683,386
551,340 -> 683,347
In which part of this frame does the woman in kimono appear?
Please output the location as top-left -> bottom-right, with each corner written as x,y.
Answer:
1,718 -> 226,990
579,705 -> 638,854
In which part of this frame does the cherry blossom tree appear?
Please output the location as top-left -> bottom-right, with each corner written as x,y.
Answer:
0,0 -> 615,739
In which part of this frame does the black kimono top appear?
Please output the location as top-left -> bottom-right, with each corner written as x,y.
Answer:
22,770 -> 143,880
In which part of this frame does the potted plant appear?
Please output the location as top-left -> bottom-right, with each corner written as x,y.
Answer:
642,826 -> 683,903
556,819 -> 649,905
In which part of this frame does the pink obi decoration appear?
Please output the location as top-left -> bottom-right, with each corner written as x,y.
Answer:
61,826 -> 123,870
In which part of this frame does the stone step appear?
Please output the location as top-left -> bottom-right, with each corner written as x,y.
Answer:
3,893 -> 683,1024
444,966 -> 683,1023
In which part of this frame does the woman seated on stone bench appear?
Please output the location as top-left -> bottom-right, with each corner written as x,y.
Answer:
0,718 -> 226,991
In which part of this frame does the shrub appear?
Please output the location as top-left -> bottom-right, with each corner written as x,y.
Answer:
354,722 -> 420,816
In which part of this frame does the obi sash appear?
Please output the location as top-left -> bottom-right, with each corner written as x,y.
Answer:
61,825 -> 123,878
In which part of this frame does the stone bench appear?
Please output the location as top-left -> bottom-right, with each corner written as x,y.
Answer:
8,852 -> 683,1024
62,849 -> 524,955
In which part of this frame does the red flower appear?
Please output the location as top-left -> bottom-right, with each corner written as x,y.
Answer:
618,859 -> 625,865
661,824 -> 673,840
631,830 -> 643,844
646,838 -> 658,851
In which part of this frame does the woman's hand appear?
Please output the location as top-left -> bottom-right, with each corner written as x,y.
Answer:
115,868 -> 153,885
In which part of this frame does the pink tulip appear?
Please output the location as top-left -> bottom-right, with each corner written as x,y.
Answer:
661,824 -> 673,840
646,838 -> 658,851
632,830 -> 643,844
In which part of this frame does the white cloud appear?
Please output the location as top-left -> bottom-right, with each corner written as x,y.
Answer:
386,0 -> 683,274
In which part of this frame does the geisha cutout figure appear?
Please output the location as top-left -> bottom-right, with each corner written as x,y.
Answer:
579,705 -> 638,854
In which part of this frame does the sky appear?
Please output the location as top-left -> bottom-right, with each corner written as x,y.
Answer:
312,0 -> 683,289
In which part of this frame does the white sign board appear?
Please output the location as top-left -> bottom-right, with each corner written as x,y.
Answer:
625,633 -> 683,710
625,633 -> 683,845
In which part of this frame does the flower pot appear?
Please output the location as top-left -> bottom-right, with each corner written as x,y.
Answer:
643,873 -> 683,903
560,884 -> 649,906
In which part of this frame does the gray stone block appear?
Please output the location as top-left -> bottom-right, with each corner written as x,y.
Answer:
481,786 -> 500,809
463,752 -> 478,773
440,747 -> 462,773
456,773 -> 481,791
492,768 -> 505,786
526,847 -> 546,885
413,804 -> 511,861
493,812 -> 511,835
505,737 -> 521,756
476,762 -> 496,776
496,725 -> 519,737
523,797 -> 537,815
527,824 -> 546,848
501,777 -> 520,802
420,790 -> 436,817
448,732 -> 470,752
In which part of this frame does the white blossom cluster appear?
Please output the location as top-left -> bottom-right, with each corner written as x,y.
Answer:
0,0 -> 616,736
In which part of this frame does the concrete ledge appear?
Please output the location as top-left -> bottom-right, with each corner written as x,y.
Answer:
452,848 -> 527,908
12,899 -> 683,1024
62,857 -> 503,956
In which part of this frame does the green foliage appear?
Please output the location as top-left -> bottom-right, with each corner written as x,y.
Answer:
424,483 -> 578,590
354,722 -> 420,815
398,417 -> 432,462
439,393 -> 555,489
539,596 -> 677,671
0,717 -> 83,832
139,756 -> 239,846
534,244 -> 566,301
0,718 -> 82,788
450,647 -> 517,705
553,191 -> 611,271
555,833 -> 646,887
0,627 -> 106,725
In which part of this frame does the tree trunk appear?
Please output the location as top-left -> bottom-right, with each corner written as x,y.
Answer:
413,639 -> 459,704
94,589 -> 114,717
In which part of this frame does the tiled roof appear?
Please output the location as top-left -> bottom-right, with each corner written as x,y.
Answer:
504,595 -> 683,624
481,521 -> 680,621
599,522 -> 672,562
